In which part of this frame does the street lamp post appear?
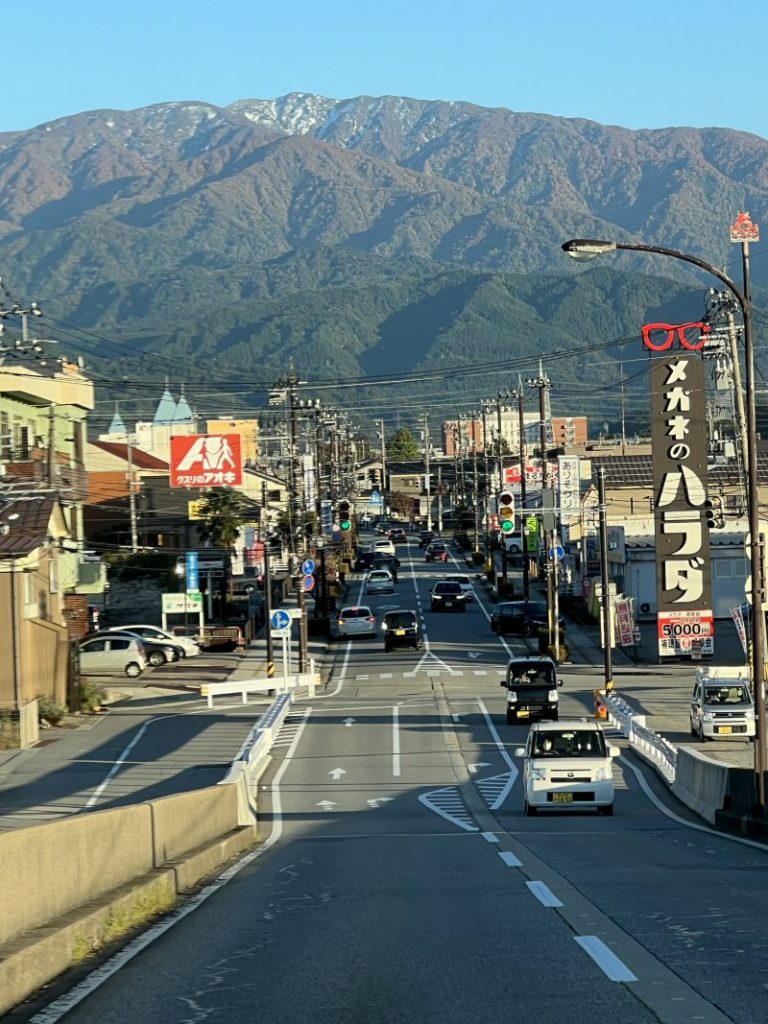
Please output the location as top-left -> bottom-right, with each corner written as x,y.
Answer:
563,236 -> 766,813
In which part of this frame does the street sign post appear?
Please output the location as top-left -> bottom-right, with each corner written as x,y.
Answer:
270,608 -> 291,631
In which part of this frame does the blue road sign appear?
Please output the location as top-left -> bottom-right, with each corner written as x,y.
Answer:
185,551 -> 199,593
270,609 -> 291,630
301,558 -> 316,576
548,544 -> 565,562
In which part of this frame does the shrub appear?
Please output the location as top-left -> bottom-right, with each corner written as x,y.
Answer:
37,695 -> 67,725
78,682 -> 107,713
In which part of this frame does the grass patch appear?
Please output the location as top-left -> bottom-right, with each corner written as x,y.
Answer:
72,885 -> 177,963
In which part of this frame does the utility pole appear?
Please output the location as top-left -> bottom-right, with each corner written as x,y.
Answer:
472,441 -> 480,553
374,417 -> 387,503
287,370 -> 301,555
127,436 -> 139,553
47,404 -> 56,490
598,466 -> 614,691
517,377 -> 530,601
437,463 -> 443,533
261,482 -> 275,683
529,370 -> 557,658
423,412 -> 432,531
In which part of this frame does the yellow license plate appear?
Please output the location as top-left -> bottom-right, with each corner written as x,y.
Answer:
553,792 -> 573,804
395,629 -> 406,636
719,726 -> 732,734
516,709 -> 529,718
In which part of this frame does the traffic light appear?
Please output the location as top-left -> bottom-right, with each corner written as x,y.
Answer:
498,491 -> 515,534
338,499 -> 352,532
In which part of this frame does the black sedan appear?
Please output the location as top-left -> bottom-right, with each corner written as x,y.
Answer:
490,601 -> 563,637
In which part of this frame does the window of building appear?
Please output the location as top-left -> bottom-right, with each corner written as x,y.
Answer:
713,558 -> 745,579
23,572 -> 39,618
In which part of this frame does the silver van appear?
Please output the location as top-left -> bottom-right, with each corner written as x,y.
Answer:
79,635 -> 148,678
690,669 -> 755,741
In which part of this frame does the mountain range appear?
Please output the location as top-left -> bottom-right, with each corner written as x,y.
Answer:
1,92 -> 766,428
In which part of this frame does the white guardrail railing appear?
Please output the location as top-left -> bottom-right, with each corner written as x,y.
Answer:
219,692 -> 296,806
604,692 -> 678,784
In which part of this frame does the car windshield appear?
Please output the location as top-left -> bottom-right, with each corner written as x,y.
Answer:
704,685 -> 751,705
434,583 -> 461,594
533,730 -> 607,757
509,662 -> 556,686
385,612 -> 417,628
340,607 -> 372,618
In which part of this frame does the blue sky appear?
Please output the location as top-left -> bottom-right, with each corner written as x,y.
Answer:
8,1 -> 768,138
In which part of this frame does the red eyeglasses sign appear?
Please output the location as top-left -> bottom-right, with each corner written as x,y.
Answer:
641,322 -> 711,352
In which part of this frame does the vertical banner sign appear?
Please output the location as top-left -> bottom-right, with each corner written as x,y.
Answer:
558,456 -> 580,525
185,551 -> 199,593
650,354 -> 713,657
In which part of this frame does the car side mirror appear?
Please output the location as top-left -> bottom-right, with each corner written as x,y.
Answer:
557,679 -> 564,687
499,680 -> 507,688
513,747 -> 526,757
609,746 -> 620,758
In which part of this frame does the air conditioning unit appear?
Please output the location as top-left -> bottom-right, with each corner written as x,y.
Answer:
640,602 -> 651,614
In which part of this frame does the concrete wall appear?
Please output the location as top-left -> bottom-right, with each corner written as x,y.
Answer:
671,747 -> 731,824
150,784 -> 241,864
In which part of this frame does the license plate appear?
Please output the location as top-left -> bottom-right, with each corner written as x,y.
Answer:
446,601 -> 453,607
516,709 -> 529,718
553,792 -> 573,804
395,629 -> 406,636
718,726 -> 732,734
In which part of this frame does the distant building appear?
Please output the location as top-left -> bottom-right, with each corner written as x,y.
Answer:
207,417 -> 259,464
552,416 -> 588,448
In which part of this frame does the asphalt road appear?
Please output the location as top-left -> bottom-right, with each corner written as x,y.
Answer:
17,539 -> 768,1024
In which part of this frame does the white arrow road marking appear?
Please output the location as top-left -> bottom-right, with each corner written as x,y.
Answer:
367,797 -> 394,808
467,652 -> 482,659
343,718 -> 356,727
467,762 -> 491,774
316,801 -> 336,811
328,768 -> 346,780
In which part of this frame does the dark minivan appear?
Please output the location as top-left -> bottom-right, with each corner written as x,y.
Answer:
382,609 -> 423,652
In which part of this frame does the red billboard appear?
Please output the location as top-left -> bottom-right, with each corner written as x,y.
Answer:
170,434 -> 243,488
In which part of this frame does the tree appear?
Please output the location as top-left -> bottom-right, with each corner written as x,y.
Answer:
196,488 -> 248,548
387,426 -> 421,461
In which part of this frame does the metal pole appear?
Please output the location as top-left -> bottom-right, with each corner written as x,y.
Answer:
262,482 -> 274,679
598,466 -> 614,691
538,381 -> 554,649
496,394 -> 504,493
472,442 -> 480,553
518,381 -> 530,601
739,237 -> 767,811
127,437 -> 138,553
424,413 -> 432,531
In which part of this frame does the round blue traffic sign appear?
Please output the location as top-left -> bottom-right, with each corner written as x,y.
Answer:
270,609 -> 291,630
301,558 -> 316,576
548,545 -> 565,562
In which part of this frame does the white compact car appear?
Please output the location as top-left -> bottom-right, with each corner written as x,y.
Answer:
337,606 -> 377,638
106,624 -> 200,657
369,538 -> 396,557
367,569 -> 395,595
444,574 -> 474,601
514,720 -> 620,816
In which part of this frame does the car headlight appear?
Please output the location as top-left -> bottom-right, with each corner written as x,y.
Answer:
507,691 -> 517,702
746,709 -> 756,719
547,689 -> 558,701
530,767 -> 547,780
702,712 -> 715,722
594,765 -> 612,781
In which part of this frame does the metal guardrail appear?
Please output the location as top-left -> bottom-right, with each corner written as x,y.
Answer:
220,693 -> 295,797
203,671 -> 320,707
604,691 -> 678,784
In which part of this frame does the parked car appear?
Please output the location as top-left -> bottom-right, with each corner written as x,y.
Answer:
79,635 -> 148,678
514,720 -> 620,816
490,600 -> 563,637
430,580 -> 468,612
336,605 -> 377,638
90,630 -> 182,666
367,569 -> 395,595
425,541 -> 449,563
444,574 -> 474,601
500,656 -> 562,723
382,609 -> 423,652
105,624 -> 199,658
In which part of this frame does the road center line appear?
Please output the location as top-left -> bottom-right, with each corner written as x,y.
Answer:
482,831 -> 500,843
526,880 -> 563,907
392,705 -> 401,777
574,936 -> 637,982
498,850 -> 522,867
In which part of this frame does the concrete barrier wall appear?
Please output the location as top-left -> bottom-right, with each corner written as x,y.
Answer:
0,803 -> 154,946
150,783 -> 242,865
671,747 -> 731,824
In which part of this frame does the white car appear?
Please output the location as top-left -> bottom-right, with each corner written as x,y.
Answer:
79,635 -> 148,678
444,574 -> 474,601
366,569 -> 395,594
337,605 -> 377,638
106,624 -> 200,657
369,538 -> 396,557
514,720 -> 619,816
